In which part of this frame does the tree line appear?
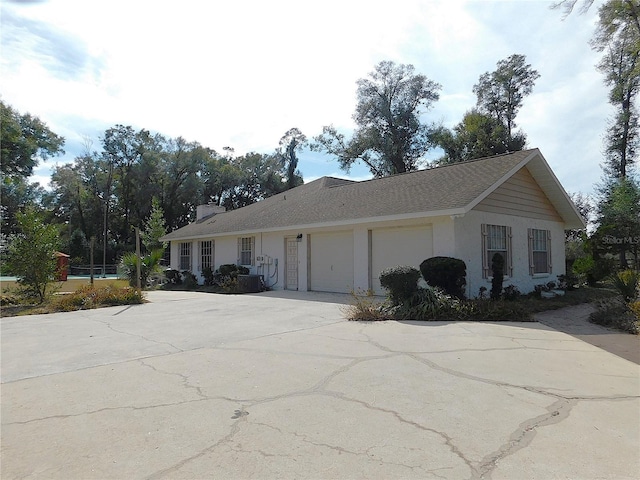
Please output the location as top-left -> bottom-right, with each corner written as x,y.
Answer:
1,112 -> 306,265
556,0 -> 640,272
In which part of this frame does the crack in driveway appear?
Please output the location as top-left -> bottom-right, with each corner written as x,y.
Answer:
4,298 -> 638,479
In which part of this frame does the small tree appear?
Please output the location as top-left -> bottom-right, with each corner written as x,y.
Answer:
7,208 -> 61,302
490,253 -> 505,300
141,197 -> 167,252
119,249 -> 164,288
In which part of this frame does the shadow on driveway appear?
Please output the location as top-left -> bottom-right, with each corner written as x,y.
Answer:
534,304 -> 639,364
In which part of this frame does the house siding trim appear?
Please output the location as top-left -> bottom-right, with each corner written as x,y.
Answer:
474,167 -> 563,222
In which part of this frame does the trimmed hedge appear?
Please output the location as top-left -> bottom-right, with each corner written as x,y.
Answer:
379,265 -> 420,305
419,256 -> 467,299
490,253 -> 504,300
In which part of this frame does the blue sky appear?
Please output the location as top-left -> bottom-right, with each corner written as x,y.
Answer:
1,0 -> 609,194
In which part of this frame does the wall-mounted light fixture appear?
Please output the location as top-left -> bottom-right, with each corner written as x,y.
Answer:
296,233 -> 303,242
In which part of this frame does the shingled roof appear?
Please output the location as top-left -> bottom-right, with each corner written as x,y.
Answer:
162,148 -> 584,241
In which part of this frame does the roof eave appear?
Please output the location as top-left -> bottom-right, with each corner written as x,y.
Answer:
465,148 -> 586,230
160,208 -> 468,241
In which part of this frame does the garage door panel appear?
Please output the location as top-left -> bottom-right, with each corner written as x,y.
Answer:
310,231 -> 354,293
371,226 -> 433,295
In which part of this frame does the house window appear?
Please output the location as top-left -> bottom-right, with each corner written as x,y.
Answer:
482,224 -> 512,278
200,240 -> 214,271
179,242 -> 192,271
238,236 -> 254,266
529,229 -> 551,274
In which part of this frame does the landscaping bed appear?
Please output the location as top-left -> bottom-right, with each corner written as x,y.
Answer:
0,284 -> 145,317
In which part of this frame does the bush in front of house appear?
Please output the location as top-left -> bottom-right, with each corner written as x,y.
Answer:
218,264 -> 250,278
210,264 -> 251,291
202,266 -> 215,286
379,265 -> 420,305
502,284 -> 521,301
490,253 -> 504,300
392,285 -> 465,320
181,271 -> 198,289
419,256 -> 467,299
164,269 -> 182,284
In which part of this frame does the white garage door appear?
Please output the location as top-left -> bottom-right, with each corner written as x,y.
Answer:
310,231 -> 354,293
371,225 -> 433,295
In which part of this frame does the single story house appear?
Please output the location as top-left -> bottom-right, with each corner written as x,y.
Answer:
161,148 -> 585,297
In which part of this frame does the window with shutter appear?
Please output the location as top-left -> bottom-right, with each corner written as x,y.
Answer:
529,228 -> 551,274
482,224 -> 513,278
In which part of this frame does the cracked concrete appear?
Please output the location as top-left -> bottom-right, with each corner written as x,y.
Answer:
2,290 -> 639,479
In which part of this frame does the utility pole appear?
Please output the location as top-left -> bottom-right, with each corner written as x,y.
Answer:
90,236 -> 95,285
135,227 -> 142,292
102,161 -> 113,278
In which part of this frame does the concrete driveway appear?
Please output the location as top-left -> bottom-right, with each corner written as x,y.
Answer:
2,290 -> 639,479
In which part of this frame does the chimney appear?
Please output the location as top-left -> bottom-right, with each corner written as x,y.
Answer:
196,204 -> 226,221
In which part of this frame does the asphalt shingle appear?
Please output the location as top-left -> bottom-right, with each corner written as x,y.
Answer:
162,149 -> 535,240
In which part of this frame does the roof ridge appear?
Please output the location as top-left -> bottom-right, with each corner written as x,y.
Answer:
315,149 -> 537,190
321,176 -> 357,188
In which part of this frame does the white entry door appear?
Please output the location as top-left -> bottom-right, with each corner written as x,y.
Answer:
285,237 -> 298,290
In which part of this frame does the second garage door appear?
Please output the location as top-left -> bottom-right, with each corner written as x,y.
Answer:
371,225 -> 433,295
310,231 -> 354,293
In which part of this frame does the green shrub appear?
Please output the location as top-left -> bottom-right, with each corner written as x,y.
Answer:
202,266 -> 215,286
7,208 -> 60,303
379,265 -> 420,305
490,253 -> 504,300
217,277 -> 240,293
52,285 -> 144,311
393,286 -> 465,320
118,249 -> 164,288
573,255 -> 616,286
557,273 -> 577,290
590,298 -> 639,334
502,284 -> 521,301
610,270 -> 639,303
181,271 -> 198,289
419,256 -> 467,299
1,293 -> 20,306
164,269 -> 181,284
218,264 -> 250,278
466,298 -> 533,321
572,256 -> 594,279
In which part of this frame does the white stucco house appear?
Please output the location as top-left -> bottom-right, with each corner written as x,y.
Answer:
161,149 -> 585,297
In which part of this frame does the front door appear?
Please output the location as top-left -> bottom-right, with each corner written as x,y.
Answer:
285,237 -> 298,290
